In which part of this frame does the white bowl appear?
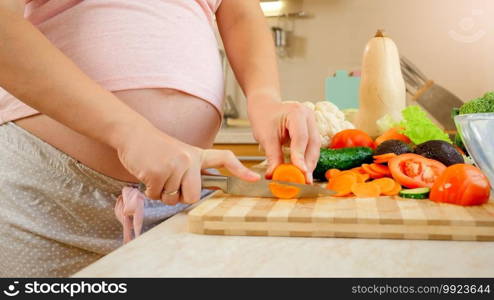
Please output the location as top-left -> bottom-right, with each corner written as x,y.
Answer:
454,113 -> 494,188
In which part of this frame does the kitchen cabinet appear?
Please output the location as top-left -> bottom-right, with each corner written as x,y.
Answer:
212,126 -> 265,176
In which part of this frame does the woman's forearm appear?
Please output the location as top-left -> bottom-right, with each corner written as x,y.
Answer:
216,0 -> 281,102
0,7 -> 155,149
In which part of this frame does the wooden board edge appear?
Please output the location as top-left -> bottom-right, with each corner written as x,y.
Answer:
189,220 -> 494,241
188,217 -> 204,234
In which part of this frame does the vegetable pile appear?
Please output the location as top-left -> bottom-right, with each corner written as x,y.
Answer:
271,96 -> 492,206
309,104 -> 492,206
324,154 -> 402,197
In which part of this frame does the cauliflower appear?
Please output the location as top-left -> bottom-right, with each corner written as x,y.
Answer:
302,101 -> 355,147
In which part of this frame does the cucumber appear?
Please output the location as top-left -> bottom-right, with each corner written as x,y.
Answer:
399,188 -> 430,199
313,147 -> 373,181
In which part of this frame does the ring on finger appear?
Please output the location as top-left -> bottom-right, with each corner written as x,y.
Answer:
163,190 -> 179,196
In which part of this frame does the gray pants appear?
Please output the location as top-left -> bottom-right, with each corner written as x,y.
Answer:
0,122 -> 190,277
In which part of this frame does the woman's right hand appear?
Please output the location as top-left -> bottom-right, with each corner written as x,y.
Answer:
114,123 -> 260,205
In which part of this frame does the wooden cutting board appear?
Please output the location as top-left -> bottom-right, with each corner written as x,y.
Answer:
188,192 -> 494,241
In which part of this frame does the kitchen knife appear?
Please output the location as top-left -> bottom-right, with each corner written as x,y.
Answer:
201,175 -> 335,198
401,56 -> 464,131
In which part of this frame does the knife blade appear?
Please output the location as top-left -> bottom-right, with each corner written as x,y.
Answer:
412,80 -> 464,131
400,56 -> 464,131
201,175 -> 335,198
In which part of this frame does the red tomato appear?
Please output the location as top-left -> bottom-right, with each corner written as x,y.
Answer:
430,164 -> 490,206
388,153 -> 446,188
329,129 -> 375,149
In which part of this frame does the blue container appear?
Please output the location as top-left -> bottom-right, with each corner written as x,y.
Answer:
325,70 -> 360,110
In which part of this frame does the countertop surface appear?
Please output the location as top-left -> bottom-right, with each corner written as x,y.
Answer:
214,126 -> 257,144
74,198 -> 494,277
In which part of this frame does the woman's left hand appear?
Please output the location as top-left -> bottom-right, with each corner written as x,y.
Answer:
248,94 -> 321,184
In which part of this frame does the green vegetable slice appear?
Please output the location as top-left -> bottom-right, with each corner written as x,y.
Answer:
399,188 -> 430,199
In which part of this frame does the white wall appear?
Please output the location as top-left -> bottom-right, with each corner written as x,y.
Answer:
274,0 -> 493,102
222,0 -> 493,120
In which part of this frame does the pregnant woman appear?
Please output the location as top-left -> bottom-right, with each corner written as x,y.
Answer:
0,0 -> 320,277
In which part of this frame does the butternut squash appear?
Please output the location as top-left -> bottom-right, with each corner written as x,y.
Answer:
355,30 -> 406,137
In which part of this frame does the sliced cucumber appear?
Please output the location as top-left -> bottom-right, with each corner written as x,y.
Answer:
399,188 -> 430,199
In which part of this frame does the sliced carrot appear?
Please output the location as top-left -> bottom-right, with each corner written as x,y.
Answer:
325,169 -> 341,181
270,164 -> 305,199
374,159 -> 391,165
372,153 -> 397,163
351,167 -> 367,174
372,178 -> 396,194
382,181 -> 402,196
358,173 -> 370,182
361,164 -> 384,179
327,173 -> 358,197
338,170 -> 359,176
269,182 -> 300,199
272,164 -> 305,184
351,182 -> 381,198
336,170 -> 368,183
369,163 -> 391,176
350,172 -> 370,183
373,153 -> 398,160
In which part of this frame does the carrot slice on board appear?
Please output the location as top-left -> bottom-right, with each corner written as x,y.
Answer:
351,182 -> 381,198
269,182 -> 300,199
272,164 -> 305,184
358,173 -> 370,183
372,178 -> 396,194
373,153 -> 397,163
334,170 -> 368,183
369,163 -> 391,176
349,172 -> 370,183
361,164 -> 384,179
338,170 -> 360,177
382,181 -> 402,196
325,169 -> 341,181
327,173 -> 358,197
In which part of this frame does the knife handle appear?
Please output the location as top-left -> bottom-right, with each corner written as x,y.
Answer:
201,175 -> 228,192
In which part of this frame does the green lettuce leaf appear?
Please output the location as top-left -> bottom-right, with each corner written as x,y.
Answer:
399,106 -> 451,144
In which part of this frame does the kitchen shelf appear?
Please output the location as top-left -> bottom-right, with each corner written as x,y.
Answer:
265,11 -> 310,18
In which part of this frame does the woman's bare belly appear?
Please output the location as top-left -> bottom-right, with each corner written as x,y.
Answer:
15,88 -> 221,182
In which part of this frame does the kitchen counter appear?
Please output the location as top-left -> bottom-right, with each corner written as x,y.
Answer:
214,126 -> 257,144
74,197 -> 494,277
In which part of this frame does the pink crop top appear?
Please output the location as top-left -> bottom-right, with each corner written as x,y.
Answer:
0,0 -> 224,124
